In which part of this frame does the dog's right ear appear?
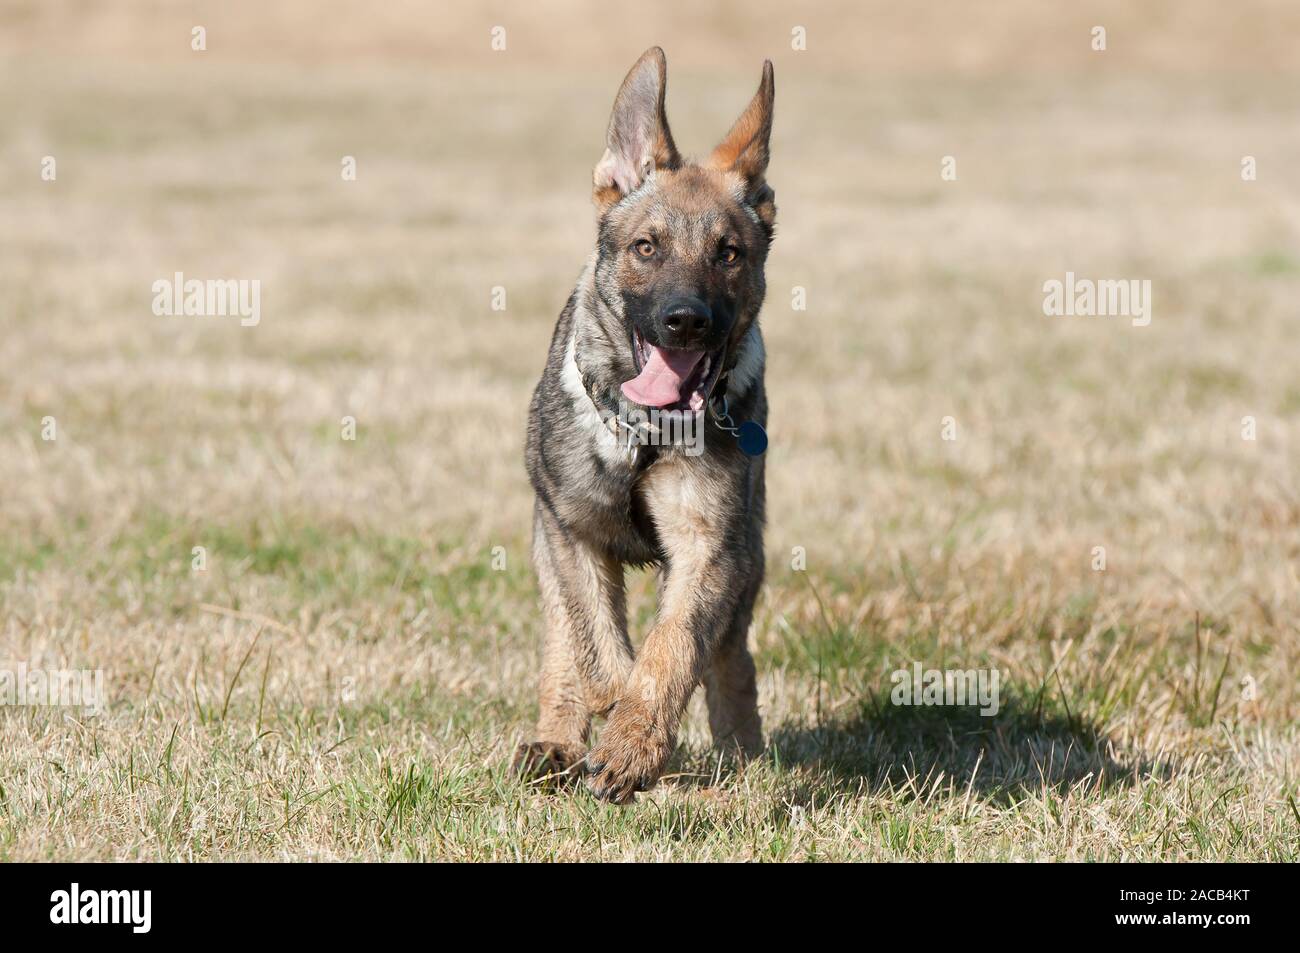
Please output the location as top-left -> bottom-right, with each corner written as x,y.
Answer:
708,60 -> 775,230
593,47 -> 681,213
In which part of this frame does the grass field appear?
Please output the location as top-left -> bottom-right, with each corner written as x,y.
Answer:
1,0 -> 1298,860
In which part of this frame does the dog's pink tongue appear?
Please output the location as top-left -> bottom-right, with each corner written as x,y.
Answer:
621,346 -> 704,408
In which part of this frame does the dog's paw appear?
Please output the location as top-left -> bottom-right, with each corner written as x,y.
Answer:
512,740 -> 587,788
585,703 -> 672,804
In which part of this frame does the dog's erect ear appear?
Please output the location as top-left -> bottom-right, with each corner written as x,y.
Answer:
593,47 -> 681,213
709,60 -> 776,228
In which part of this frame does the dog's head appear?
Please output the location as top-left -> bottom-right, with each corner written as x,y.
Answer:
591,48 -> 775,412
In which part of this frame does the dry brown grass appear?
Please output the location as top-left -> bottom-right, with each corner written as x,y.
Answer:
0,0 -> 1297,860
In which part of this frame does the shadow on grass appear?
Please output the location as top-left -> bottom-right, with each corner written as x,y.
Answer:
762,687 -> 1168,807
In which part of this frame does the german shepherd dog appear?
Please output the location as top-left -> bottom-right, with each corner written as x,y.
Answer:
519,48 -> 775,803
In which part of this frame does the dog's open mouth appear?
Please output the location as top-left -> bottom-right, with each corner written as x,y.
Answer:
622,329 -> 724,412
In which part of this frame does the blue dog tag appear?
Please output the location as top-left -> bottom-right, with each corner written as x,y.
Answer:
737,420 -> 768,456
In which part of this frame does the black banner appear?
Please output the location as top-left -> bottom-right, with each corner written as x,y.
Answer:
0,861 -> 1284,940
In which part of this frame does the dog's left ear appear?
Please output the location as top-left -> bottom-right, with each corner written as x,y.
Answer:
709,60 -> 776,230
593,47 -> 682,213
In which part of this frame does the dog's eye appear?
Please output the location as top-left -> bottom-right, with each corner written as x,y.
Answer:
719,245 -> 741,265
633,239 -> 656,258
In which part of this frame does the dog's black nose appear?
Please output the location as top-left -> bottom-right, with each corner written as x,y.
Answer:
657,297 -> 711,347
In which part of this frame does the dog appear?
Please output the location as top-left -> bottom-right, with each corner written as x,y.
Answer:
519,47 -> 775,803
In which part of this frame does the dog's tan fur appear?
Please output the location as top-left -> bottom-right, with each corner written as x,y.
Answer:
519,48 -> 774,801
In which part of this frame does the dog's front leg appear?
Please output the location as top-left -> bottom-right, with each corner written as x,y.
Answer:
515,503 -> 635,783
586,458 -> 753,803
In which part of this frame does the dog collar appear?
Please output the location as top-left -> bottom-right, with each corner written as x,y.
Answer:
581,357 -> 765,459
708,393 -> 768,457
